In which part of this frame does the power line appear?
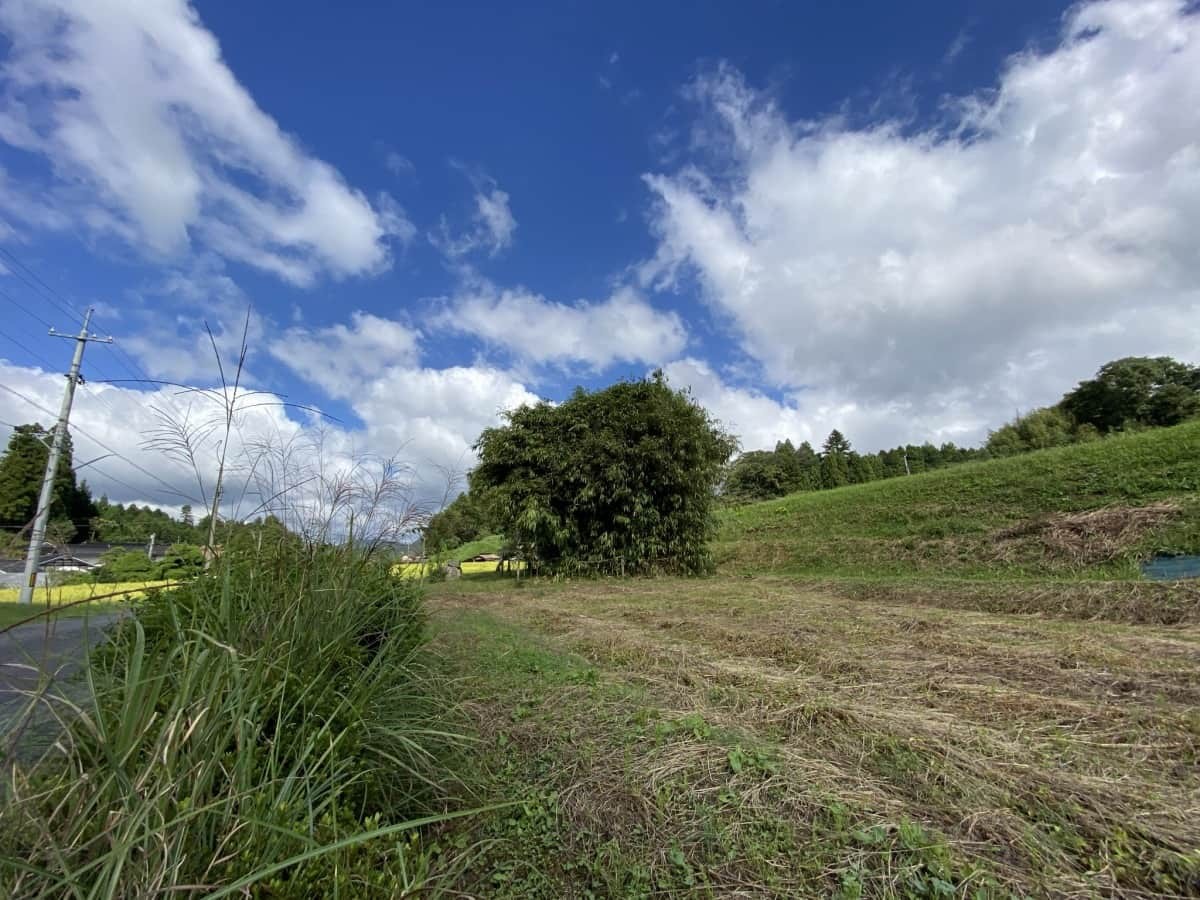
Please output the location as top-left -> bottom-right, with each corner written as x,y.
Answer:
0,285 -> 56,331
0,245 -> 89,326
0,246 -> 132,388
0,325 -> 59,371
0,324 -> 127,421
0,382 -> 197,505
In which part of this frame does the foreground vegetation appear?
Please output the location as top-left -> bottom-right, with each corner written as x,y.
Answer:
0,537 -> 464,896
425,574 -> 1200,897
718,420 -> 1200,580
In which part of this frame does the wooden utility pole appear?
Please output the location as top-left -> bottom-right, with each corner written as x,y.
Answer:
18,308 -> 113,604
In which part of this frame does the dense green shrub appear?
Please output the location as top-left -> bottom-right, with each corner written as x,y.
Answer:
472,371 -> 737,575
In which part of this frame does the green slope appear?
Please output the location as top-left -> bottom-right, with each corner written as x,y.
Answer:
444,534 -> 505,560
717,420 -> 1200,580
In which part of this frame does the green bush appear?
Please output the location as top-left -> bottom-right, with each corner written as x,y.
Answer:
472,372 -> 737,575
0,538 -> 460,896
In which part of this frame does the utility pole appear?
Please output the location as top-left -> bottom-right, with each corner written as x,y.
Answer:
147,532 -> 156,560
18,308 -> 113,604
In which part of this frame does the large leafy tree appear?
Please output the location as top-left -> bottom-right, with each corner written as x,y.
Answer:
986,407 -> 1078,457
0,423 -> 96,542
472,372 -> 737,574
723,450 -> 788,501
1061,356 -> 1200,432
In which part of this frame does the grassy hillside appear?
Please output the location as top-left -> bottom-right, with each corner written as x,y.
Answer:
717,420 -> 1200,579
446,534 -> 505,560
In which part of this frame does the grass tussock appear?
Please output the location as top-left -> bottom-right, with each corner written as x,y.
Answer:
0,534 -> 465,897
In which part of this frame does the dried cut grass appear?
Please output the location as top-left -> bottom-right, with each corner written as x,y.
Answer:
992,501 -> 1181,565
433,574 -> 1200,896
838,576 -> 1200,624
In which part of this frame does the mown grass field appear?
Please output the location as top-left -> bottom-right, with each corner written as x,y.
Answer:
427,574 -> 1200,898
0,580 -> 173,628
423,425 -> 1200,897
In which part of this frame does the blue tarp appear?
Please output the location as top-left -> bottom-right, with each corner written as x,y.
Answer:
1141,555 -> 1200,580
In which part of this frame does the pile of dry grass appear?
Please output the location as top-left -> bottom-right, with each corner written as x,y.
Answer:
992,501 -> 1181,565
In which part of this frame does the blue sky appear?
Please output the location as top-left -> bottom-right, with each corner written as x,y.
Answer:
1,0 -> 1198,513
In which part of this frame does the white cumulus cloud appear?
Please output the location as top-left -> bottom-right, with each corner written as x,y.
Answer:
0,0 -> 408,286
439,283 -> 687,369
645,0 -> 1200,446
269,314 -> 540,491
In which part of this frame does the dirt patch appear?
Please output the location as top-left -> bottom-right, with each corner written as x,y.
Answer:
992,501 -> 1181,565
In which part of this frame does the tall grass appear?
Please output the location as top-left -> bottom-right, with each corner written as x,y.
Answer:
0,531 -> 467,896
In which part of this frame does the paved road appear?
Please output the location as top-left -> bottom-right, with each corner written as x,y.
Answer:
0,612 -> 122,758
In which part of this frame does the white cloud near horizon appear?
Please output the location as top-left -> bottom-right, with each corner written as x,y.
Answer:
0,0 -> 410,286
0,354 -> 538,516
661,357 -> 993,455
644,0 -> 1200,446
268,314 -> 540,492
0,360 -> 306,514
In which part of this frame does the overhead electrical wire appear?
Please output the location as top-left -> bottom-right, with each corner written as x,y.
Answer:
0,382 -> 199,504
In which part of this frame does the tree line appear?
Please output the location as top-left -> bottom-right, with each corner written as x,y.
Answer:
722,431 -> 986,502
722,356 -> 1200,503
429,356 -> 1200,561
0,424 -> 223,552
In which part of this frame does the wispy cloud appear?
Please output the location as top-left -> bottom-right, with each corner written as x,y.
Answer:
430,169 -> 517,259
385,151 -> 416,177
943,26 -> 971,65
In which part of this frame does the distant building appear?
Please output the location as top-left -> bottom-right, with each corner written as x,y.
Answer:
39,553 -> 100,573
0,542 -> 166,578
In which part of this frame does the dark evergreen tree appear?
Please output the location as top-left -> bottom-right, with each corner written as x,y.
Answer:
794,441 -> 821,490
0,423 -> 96,541
820,430 -> 851,489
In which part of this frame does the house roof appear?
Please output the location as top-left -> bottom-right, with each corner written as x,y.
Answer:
40,554 -> 98,569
